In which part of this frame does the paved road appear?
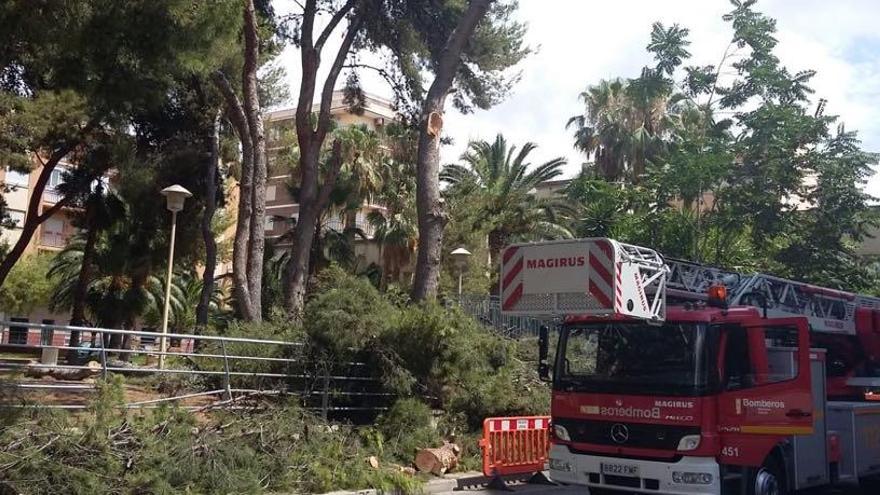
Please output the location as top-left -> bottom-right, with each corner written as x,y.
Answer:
436,484 -> 584,495
436,482 -> 873,495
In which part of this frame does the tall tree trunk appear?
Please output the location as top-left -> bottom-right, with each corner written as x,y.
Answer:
68,212 -> 99,347
197,112 -> 221,326
284,142 -> 344,314
212,73 -> 259,322
487,228 -> 506,295
243,0 -> 266,319
411,0 -> 492,302
283,1 -> 364,316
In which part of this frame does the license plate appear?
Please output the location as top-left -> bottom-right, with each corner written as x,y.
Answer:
601,462 -> 639,477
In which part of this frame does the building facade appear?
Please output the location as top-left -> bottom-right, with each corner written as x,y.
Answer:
0,162 -> 79,253
258,91 -> 402,272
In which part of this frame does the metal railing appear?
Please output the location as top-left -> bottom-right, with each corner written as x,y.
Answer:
456,295 -> 553,338
0,321 -> 391,417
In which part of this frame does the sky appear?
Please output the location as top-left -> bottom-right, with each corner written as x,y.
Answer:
274,0 -> 880,194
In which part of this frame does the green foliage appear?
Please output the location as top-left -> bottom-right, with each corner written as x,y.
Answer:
361,0 -> 529,117
0,380 -> 423,495
378,303 -> 548,429
0,253 -> 56,316
298,270 -> 548,429
377,398 -> 438,460
566,0 -> 879,290
305,266 -> 395,356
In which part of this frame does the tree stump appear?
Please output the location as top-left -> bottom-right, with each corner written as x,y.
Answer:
414,442 -> 461,476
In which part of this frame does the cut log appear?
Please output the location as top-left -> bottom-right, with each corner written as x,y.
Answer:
414,442 -> 460,476
25,360 -> 101,380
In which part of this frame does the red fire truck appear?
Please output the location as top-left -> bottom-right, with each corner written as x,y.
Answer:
499,238 -> 880,495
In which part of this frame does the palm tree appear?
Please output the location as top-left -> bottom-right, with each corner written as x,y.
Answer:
368,206 -> 417,288
65,182 -> 125,345
441,134 -> 572,269
367,126 -> 420,288
567,74 -> 674,183
49,218 -> 185,352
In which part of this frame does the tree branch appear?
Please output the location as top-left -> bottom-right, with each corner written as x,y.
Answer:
344,62 -> 407,96
426,0 -> 492,103
316,12 -> 364,141
314,0 -> 359,52
211,71 -> 250,145
301,0 -> 317,50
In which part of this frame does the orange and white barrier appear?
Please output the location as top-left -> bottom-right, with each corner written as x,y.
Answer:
479,416 -> 551,481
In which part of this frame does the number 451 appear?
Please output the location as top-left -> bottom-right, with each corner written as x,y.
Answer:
722,446 -> 740,457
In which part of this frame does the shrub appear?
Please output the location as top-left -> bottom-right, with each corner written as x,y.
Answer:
377,398 -> 439,462
378,303 -> 549,430
305,265 -> 395,357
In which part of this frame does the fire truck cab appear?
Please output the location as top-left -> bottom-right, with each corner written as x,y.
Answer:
500,238 -> 880,495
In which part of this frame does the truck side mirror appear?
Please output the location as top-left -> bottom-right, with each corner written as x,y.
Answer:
538,325 -> 551,382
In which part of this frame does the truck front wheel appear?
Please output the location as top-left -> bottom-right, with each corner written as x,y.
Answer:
750,459 -> 787,495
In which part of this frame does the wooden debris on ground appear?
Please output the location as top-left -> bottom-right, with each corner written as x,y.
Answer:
414,441 -> 461,476
25,360 -> 101,380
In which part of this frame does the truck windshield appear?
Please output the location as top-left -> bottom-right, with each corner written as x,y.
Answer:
555,322 -> 717,396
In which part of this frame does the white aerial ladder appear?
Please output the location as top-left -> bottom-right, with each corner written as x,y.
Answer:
665,258 -> 880,335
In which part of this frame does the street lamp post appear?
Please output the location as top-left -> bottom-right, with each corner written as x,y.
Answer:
450,247 -> 472,298
159,185 -> 192,370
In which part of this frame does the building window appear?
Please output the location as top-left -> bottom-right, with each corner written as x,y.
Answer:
8,318 -> 28,345
5,168 -> 29,187
41,320 -> 54,346
41,217 -> 65,247
266,185 -> 276,201
265,215 -> 274,232
6,210 -> 24,228
48,168 -> 66,189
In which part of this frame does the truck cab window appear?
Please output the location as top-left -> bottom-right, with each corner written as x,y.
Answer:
723,325 -> 754,391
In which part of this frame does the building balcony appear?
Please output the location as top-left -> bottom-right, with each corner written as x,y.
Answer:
323,219 -> 375,239
43,188 -> 63,204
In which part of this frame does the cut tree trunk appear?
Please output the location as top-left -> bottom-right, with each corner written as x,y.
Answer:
414,442 -> 461,476
410,0 -> 492,302
410,109 -> 447,301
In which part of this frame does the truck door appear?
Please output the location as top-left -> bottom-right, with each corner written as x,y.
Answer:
716,318 -> 813,466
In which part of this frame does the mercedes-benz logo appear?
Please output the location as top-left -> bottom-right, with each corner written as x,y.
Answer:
610,423 -> 629,444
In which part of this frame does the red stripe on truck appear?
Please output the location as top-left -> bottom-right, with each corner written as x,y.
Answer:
503,284 -> 524,311
589,253 -> 613,286
502,246 -> 520,266
502,258 -> 523,289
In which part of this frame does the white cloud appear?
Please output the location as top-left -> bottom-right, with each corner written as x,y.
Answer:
273,0 -> 880,192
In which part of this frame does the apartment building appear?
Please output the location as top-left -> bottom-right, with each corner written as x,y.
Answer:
259,91 -> 399,270
0,161 -> 83,345
0,162 -> 79,253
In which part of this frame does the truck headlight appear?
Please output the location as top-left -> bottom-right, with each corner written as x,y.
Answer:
549,458 -> 572,472
672,471 -> 713,485
676,434 -> 701,451
553,424 -> 571,442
